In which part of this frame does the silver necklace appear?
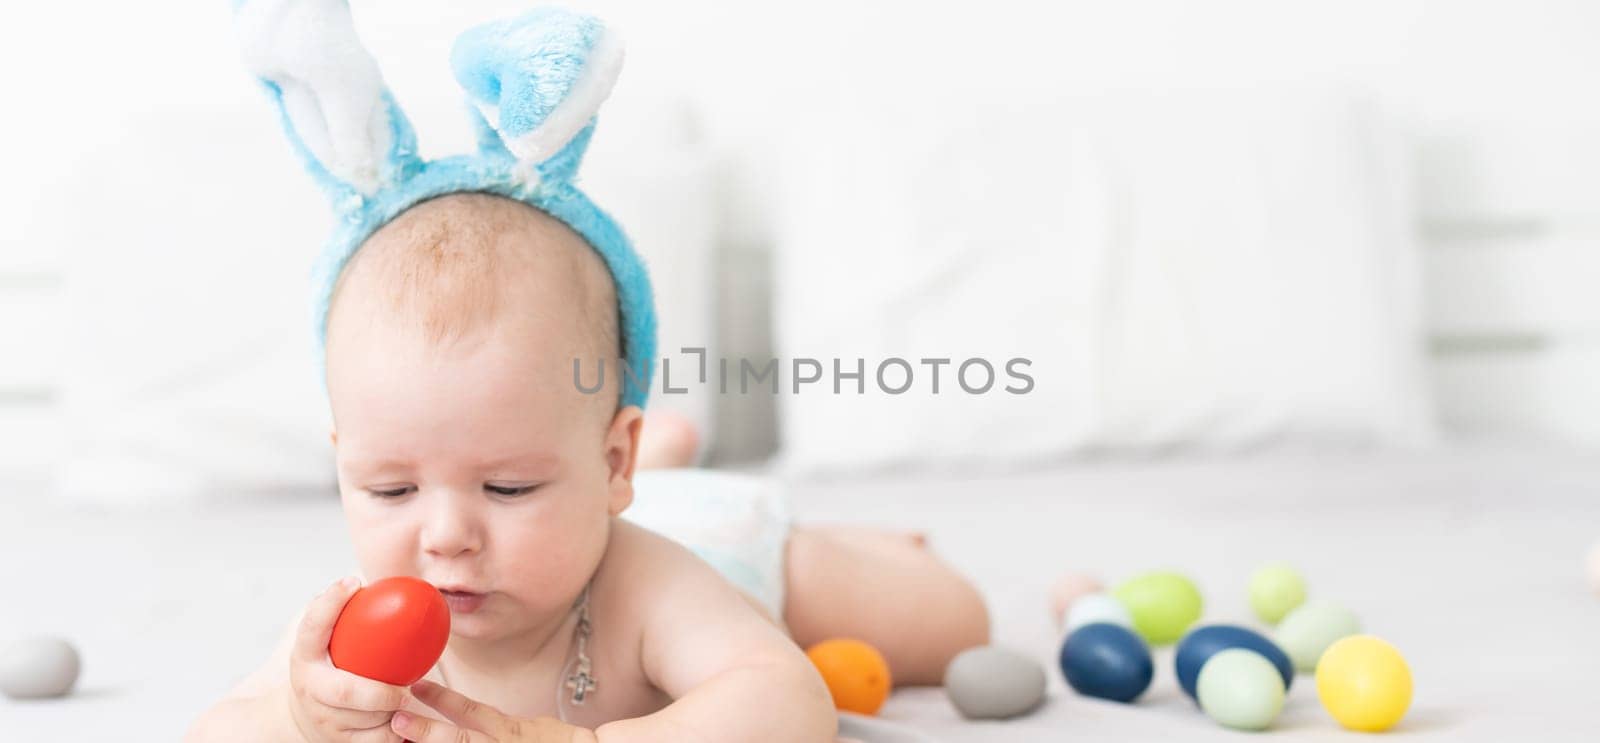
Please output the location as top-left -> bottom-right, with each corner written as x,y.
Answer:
558,584 -> 597,713
434,583 -> 597,722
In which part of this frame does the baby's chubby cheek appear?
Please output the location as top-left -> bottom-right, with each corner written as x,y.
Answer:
337,492 -> 423,578
489,490 -> 614,598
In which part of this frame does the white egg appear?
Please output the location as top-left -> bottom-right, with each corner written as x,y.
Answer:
1064,593 -> 1134,635
0,636 -> 81,699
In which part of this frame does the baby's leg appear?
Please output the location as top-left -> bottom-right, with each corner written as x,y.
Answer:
784,526 -> 989,686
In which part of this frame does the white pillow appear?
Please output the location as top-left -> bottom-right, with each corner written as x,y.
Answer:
772,90 -> 1433,474
772,103 -> 1105,473
53,109 -> 336,502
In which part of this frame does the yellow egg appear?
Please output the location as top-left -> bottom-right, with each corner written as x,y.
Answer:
1315,635 -> 1412,732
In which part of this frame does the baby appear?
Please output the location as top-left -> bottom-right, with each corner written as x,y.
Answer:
185,193 -> 988,742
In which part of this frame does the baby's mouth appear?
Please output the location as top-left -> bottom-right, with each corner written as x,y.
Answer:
439,589 -> 488,614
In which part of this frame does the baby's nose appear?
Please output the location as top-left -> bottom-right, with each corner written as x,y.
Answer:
419,494 -> 484,558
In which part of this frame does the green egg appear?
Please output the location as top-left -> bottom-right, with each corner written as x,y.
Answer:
1248,562 -> 1307,625
1111,571 -> 1203,646
1275,600 -> 1361,672
1197,648 -> 1286,731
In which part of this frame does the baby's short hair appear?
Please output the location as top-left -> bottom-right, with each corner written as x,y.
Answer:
327,192 -> 621,402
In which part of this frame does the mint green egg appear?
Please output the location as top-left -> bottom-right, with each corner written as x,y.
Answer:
1112,571 -> 1203,646
1275,600 -> 1361,672
1197,649 -> 1286,731
1249,562 -> 1307,625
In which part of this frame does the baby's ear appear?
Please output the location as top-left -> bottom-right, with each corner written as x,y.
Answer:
450,7 -> 624,185
235,0 -> 421,203
604,406 -> 644,516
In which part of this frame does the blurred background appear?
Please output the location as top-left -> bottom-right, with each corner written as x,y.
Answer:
3,2 -> 1599,739
3,1 -> 1598,501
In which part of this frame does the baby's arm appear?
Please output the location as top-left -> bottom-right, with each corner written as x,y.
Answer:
596,529 -> 837,743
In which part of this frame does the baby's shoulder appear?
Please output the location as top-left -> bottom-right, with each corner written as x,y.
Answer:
590,518 -> 799,705
599,518 -> 716,586
589,521 -> 758,674
594,519 -> 758,616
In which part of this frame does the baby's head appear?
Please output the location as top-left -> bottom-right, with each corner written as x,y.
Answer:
324,192 -> 642,641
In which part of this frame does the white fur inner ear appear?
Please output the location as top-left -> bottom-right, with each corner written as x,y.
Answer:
236,0 -> 391,194
477,26 -> 625,178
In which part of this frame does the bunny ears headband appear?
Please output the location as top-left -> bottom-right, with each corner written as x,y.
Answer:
235,1 -> 657,408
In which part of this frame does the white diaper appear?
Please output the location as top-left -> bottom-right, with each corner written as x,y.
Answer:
623,470 -> 792,619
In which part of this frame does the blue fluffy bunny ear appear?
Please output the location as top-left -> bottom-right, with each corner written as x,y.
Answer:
235,0 -> 421,208
450,7 -> 624,185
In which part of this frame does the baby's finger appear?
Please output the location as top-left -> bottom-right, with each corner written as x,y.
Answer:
342,712 -> 400,735
309,666 -> 410,712
391,710 -> 492,743
294,576 -> 362,664
410,680 -> 506,734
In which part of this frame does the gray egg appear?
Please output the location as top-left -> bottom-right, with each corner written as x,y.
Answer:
0,636 -> 81,699
943,645 -> 1046,720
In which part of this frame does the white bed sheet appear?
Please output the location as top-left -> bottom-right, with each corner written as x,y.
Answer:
2,442 -> 1596,741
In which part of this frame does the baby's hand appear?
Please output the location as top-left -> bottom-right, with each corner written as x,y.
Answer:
391,680 -> 597,743
287,577 -> 411,743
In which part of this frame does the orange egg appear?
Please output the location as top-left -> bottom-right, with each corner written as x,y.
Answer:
805,638 -> 892,715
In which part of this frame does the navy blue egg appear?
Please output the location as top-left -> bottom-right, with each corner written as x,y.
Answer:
1174,624 -> 1294,700
1059,623 -> 1154,704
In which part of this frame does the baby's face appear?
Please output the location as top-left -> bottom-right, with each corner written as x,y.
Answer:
327,298 -> 637,644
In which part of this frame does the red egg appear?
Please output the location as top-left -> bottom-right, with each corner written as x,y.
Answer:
329,577 -> 450,685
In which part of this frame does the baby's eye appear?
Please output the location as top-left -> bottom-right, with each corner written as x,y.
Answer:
367,485 -> 414,498
485,483 -> 539,497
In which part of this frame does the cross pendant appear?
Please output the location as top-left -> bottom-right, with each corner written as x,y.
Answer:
566,667 -> 597,705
